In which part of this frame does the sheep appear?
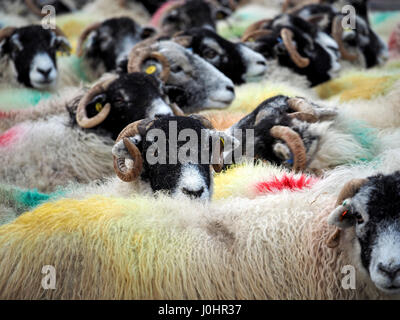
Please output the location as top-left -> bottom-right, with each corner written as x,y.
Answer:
151,0 -> 231,36
242,13 -> 341,86
0,72 -> 184,192
224,95 -> 400,173
172,27 -> 267,84
0,25 -> 72,91
74,16 -> 157,81
127,38 -> 236,112
291,3 -> 389,68
2,158 -> 400,299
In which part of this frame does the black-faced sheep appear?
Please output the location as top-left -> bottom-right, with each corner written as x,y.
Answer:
0,72 -> 183,192
127,39 -> 236,112
76,16 -> 157,80
153,0 -> 230,36
173,27 -> 267,84
292,3 -> 389,68
225,95 -> 400,173
1,164 -> 400,299
0,25 -> 71,90
111,115 -> 238,200
242,13 -> 341,86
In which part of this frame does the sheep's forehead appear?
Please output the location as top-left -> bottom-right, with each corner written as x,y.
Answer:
157,42 -> 192,64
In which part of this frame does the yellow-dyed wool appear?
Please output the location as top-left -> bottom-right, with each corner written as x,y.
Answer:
213,161 -> 294,200
229,80 -> 315,114
315,69 -> 400,102
0,182 -> 391,299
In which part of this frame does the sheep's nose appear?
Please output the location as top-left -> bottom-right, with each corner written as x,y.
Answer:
182,187 -> 204,199
378,263 -> 400,279
37,67 -> 51,78
257,60 -> 266,66
226,85 -> 234,93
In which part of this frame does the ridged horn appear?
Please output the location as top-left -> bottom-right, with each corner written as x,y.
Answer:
281,28 -> 310,68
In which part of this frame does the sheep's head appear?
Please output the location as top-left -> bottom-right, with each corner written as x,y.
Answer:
332,15 -> 388,68
228,95 -> 336,170
156,0 -> 230,36
243,14 -> 341,86
72,72 -> 183,140
128,40 -> 235,112
173,27 -> 267,84
112,116 -> 238,200
0,25 -> 71,90
77,17 -> 157,74
328,173 -> 400,296
293,4 -> 388,67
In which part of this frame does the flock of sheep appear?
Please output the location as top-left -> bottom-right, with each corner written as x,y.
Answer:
0,0 -> 400,300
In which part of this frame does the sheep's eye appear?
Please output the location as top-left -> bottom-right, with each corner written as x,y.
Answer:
154,149 -> 158,157
203,48 -> 218,60
171,65 -> 183,73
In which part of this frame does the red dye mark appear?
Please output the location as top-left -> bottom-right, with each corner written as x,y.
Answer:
150,1 -> 179,26
0,111 -> 12,119
389,23 -> 400,59
0,126 -> 24,147
254,174 -> 318,195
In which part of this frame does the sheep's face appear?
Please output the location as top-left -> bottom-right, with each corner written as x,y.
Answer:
246,15 -> 341,86
341,16 -> 388,68
160,0 -> 228,36
0,26 -> 70,89
82,17 -> 156,73
72,73 -> 174,139
175,28 -> 267,84
329,172 -> 400,296
112,116 -> 238,200
138,41 -> 235,112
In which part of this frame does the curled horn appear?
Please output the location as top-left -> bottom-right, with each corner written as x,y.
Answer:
127,45 -> 170,82
332,16 -> 358,62
270,125 -> 307,172
241,19 -> 272,41
326,178 -> 367,248
281,28 -> 310,68
170,103 -> 185,116
113,120 -> 147,182
287,98 -> 318,122
0,27 -> 16,44
75,76 -> 118,129
76,22 -> 102,57
241,29 -> 273,42
190,115 -> 224,172
25,0 -> 46,16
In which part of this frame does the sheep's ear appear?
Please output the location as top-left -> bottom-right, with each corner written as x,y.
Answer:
209,131 -> 240,153
305,14 -> 327,26
54,35 -> 71,54
214,7 -> 231,20
327,200 -> 356,229
112,135 -> 142,160
141,27 -> 157,40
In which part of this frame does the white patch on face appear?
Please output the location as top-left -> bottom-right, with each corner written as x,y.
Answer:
238,44 -> 267,80
174,164 -> 210,200
115,36 -> 138,67
147,98 -> 174,118
369,226 -> 400,294
29,52 -> 57,89
315,32 -> 341,78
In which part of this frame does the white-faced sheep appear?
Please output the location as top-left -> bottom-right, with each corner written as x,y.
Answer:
1,160 -> 400,299
0,72 -> 184,192
0,25 -> 72,90
127,38 -> 236,112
